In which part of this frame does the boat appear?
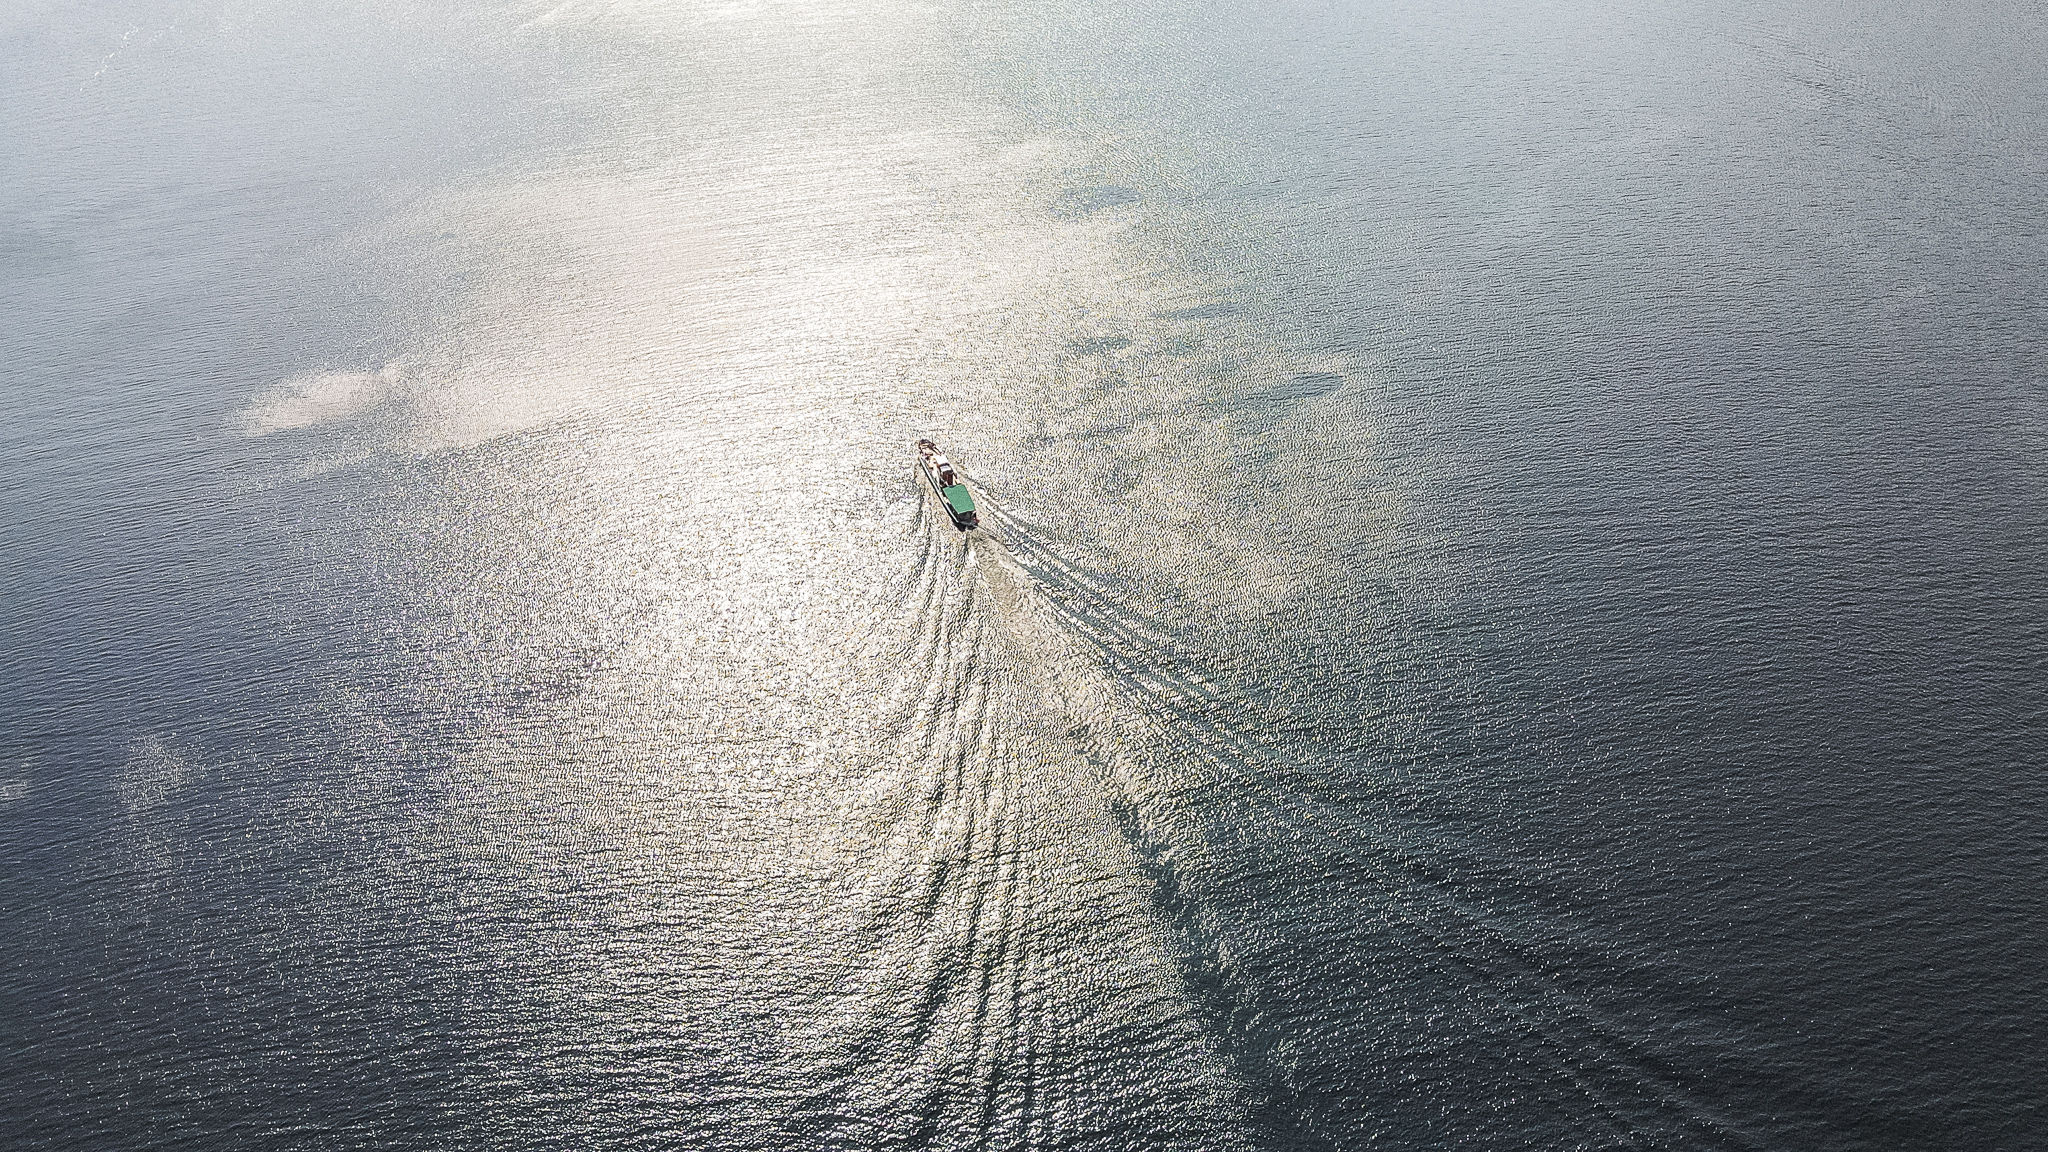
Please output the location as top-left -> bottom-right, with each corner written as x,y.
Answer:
915,438 -> 979,530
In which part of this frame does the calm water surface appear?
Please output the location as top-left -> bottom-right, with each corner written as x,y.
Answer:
4,1 -> 2045,1148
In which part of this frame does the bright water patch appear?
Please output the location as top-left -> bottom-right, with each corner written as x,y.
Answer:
4,0 -> 2046,1149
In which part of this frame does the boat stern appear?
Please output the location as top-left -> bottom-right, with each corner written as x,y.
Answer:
941,483 -> 978,528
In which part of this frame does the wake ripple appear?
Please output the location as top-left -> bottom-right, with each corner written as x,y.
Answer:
803,483 -> 1757,1150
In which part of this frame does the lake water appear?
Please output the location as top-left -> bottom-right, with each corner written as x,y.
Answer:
4,1 -> 2045,1148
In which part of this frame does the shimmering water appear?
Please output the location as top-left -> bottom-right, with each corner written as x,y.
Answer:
5,1 -> 2046,1148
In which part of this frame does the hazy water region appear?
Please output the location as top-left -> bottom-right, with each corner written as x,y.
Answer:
4,0 -> 2046,1148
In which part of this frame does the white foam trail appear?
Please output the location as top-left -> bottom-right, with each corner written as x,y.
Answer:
115,735 -> 191,814
235,363 -> 405,436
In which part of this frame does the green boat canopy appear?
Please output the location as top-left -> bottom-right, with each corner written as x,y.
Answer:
942,484 -> 976,515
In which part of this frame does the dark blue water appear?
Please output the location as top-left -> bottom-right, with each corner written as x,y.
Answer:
5,0 -> 2046,1148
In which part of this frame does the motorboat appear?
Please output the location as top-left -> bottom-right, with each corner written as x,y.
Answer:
915,438 -> 979,530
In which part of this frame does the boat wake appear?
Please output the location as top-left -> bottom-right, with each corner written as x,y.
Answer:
797,487 -> 1759,1150
795,494 -> 1256,1149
